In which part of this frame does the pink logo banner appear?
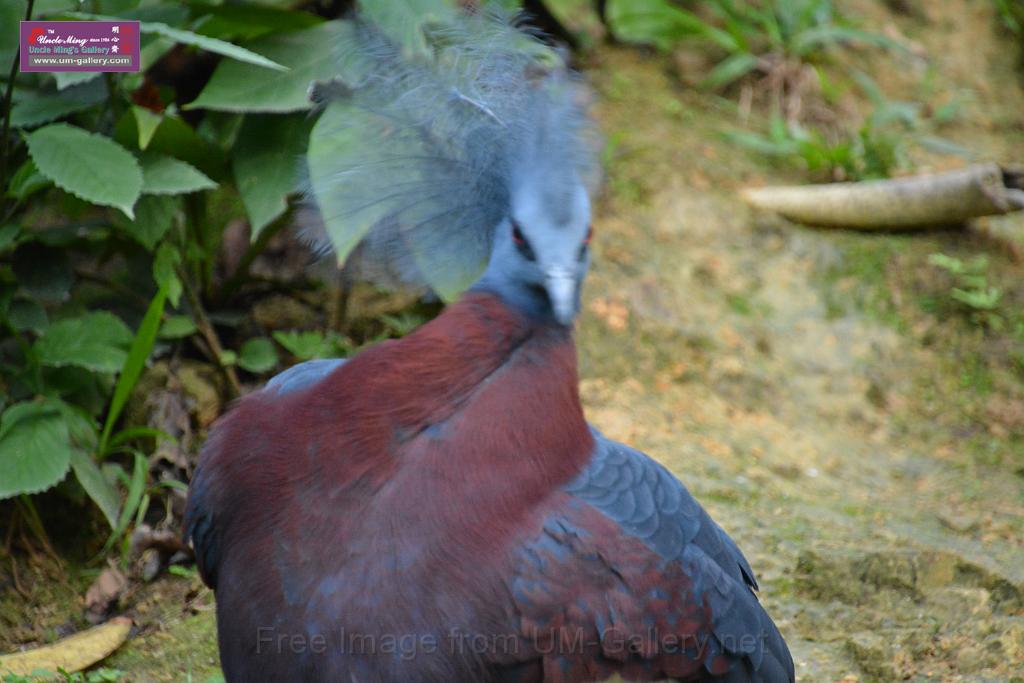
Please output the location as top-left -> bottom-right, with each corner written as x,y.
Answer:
20,20 -> 140,73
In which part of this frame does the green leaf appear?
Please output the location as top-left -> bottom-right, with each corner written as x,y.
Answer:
187,21 -> 349,113
35,312 -> 134,373
140,154 -> 217,195
7,298 -> 48,333
700,52 -> 760,90
99,286 -> 167,456
0,400 -> 73,499
10,79 -> 108,129
25,123 -> 143,218
608,0 -> 735,51
272,330 -> 329,361
191,3 -> 324,41
791,25 -> 907,57
54,71 -> 101,90
159,315 -> 197,339
238,337 -> 278,373
141,21 -> 288,70
6,158 -> 53,202
0,0 -> 25,68
70,449 -> 120,529
108,451 -> 147,548
120,194 -> 180,251
360,0 -> 457,58
153,243 -> 183,307
65,13 -> 288,70
114,112 -> 227,181
233,113 -> 312,235
132,106 -> 163,150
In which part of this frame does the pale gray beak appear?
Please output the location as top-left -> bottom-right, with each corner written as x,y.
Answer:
544,268 -> 577,326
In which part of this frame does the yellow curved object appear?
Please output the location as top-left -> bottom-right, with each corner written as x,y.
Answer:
0,617 -> 132,676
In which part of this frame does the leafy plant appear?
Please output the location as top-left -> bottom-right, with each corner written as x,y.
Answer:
928,253 -> 1005,329
0,0 -> 394,549
725,72 -> 969,181
608,0 -> 905,109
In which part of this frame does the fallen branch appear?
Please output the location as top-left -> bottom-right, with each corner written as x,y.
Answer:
741,163 -> 1024,229
0,617 -> 132,676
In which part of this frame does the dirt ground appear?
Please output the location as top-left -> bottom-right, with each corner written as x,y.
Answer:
2,1 -> 1023,681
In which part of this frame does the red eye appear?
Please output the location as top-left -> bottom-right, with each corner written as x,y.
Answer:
512,224 -> 526,246
583,225 -> 593,245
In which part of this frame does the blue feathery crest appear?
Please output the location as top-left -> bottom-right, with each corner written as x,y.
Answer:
304,10 -> 598,300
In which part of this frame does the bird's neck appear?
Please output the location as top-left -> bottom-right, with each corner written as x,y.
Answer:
319,291 -> 592,485
471,270 -> 560,327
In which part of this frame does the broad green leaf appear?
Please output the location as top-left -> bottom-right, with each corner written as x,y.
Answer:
6,159 -> 52,202
272,330 -> 329,360
360,0 -> 457,58
608,0 -> 733,51
187,21 -> 348,113
120,194 -> 180,251
141,21 -> 287,70
114,112 -> 227,180
99,286 -> 166,455
238,337 -> 278,373
159,315 -> 197,339
10,79 -> 108,129
65,12 -> 287,70
132,105 -> 163,150
35,311 -> 134,373
192,3 -> 324,41
34,0 -> 80,14
0,400 -> 73,499
7,298 -> 48,333
25,123 -> 143,218
140,154 -> 217,195
0,0 -> 24,68
233,113 -> 312,235
70,449 -> 120,530
153,243 -> 183,307
54,71 -> 101,90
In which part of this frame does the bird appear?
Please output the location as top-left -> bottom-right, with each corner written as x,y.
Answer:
184,10 -> 795,683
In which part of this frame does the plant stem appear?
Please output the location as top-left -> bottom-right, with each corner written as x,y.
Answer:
0,0 -> 35,192
177,263 -> 242,398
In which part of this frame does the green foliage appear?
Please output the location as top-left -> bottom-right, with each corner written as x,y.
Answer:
25,124 -> 143,218
1,667 -> 125,682
272,330 -> 353,361
187,22 -> 342,113
928,253 -> 1005,329
726,72 -> 968,181
609,0 -> 904,90
237,338 -> 279,373
0,399 -> 74,498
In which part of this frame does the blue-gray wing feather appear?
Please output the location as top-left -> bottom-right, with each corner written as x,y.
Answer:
265,358 -> 347,395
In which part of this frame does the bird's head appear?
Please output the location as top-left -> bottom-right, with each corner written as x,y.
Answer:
477,176 -> 592,327
305,12 -> 599,323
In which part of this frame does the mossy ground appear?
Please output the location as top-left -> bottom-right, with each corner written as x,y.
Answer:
3,1 -> 1024,681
